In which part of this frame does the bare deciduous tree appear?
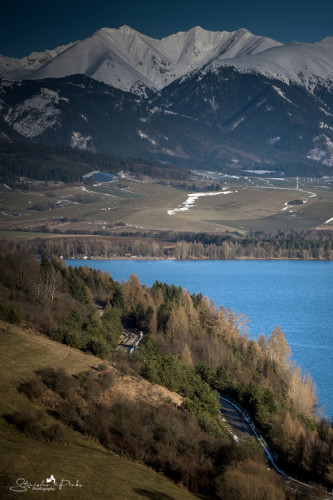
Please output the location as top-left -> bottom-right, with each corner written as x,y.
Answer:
288,366 -> 317,417
267,326 -> 291,371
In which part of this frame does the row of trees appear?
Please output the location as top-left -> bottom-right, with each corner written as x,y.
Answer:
1,232 -> 333,260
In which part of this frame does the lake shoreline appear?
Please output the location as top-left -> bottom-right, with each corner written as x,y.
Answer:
65,255 -> 332,261
65,259 -> 333,418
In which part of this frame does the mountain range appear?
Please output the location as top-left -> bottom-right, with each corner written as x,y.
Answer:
1,25 -> 333,175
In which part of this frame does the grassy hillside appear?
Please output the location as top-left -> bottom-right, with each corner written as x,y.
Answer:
0,322 -> 199,500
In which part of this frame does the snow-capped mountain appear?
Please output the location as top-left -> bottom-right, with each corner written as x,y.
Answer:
211,36 -> 333,89
1,26 -> 333,175
2,25 -> 333,94
0,25 -> 282,93
0,42 -> 75,80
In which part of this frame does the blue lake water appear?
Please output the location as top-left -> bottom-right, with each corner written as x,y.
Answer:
66,259 -> 333,419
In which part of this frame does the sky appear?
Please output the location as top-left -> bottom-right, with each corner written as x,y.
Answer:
1,0 -> 333,58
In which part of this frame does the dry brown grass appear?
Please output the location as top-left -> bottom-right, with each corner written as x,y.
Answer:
108,373 -> 183,407
0,322 -> 198,500
2,178 -> 333,235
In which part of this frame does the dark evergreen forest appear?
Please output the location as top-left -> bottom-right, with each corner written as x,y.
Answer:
0,141 -> 190,185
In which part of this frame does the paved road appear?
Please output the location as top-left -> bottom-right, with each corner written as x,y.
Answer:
219,397 -> 254,439
219,396 -> 333,499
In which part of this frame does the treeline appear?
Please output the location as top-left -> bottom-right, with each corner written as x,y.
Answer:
0,251 -> 332,494
169,237 -> 333,260
156,229 -> 333,260
0,141 -> 190,186
2,229 -> 333,260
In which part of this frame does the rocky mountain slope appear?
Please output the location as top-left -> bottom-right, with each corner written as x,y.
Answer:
1,26 -> 333,175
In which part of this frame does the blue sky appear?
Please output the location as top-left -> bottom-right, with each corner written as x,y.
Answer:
1,0 -> 333,57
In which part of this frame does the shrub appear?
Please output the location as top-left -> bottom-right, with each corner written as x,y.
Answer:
8,408 -> 69,444
9,408 -> 44,440
0,298 -> 21,324
85,336 -> 109,358
9,407 -> 43,431
36,367 -> 78,397
215,459 -> 285,500
44,423 -> 69,444
96,371 -> 115,390
19,378 -> 46,400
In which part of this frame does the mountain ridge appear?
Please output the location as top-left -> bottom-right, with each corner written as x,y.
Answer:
0,25 -> 333,174
211,36 -> 333,89
1,25 -> 333,94
0,25 -> 283,92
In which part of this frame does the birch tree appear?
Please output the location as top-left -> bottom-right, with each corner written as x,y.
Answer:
267,326 -> 291,371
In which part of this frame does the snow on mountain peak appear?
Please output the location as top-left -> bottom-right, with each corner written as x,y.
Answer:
0,25 -> 331,94
212,36 -> 333,88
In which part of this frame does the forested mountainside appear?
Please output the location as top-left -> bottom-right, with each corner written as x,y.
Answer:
0,141 -> 190,186
1,72 -> 333,175
0,251 -> 332,498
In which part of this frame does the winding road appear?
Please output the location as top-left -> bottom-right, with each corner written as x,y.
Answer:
219,396 -> 333,498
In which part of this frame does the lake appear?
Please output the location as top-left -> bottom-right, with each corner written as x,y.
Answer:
66,259 -> 333,419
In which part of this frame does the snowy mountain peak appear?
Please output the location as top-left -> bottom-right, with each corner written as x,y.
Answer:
119,24 -> 137,33
0,25 -> 332,95
0,42 -> 76,80
212,35 -> 333,88
0,25 -> 283,93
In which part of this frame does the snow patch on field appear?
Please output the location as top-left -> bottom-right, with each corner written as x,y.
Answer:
281,200 -> 307,211
168,190 -> 233,215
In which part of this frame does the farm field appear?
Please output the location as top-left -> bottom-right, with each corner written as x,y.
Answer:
1,173 -> 333,236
